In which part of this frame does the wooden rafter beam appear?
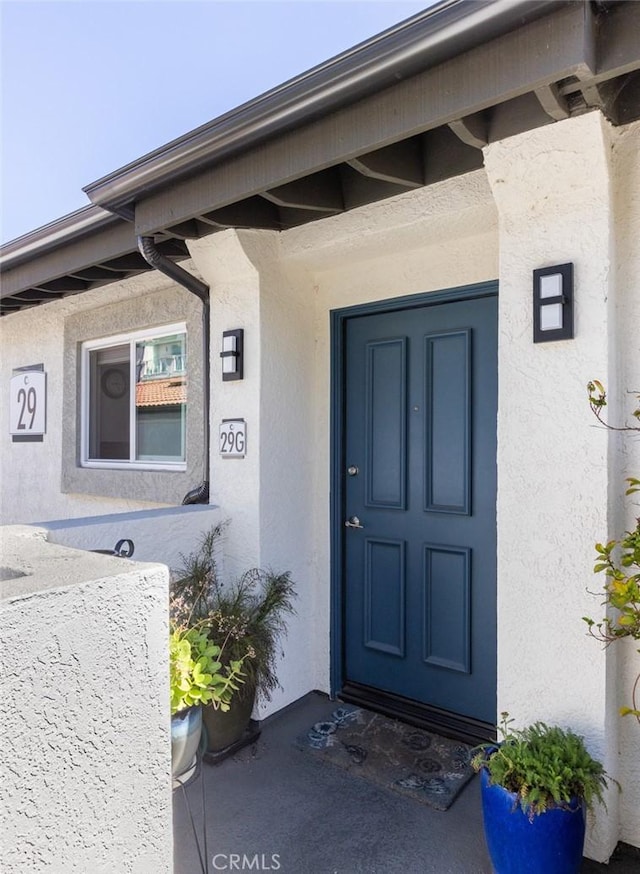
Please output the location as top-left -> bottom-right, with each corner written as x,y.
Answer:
262,169 -> 343,213
68,266 -> 124,281
339,164 -> 414,212
422,127 -> 484,185
34,277 -> 89,293
163,219 -> 213,240
199,197 -> 281,230
347,139 -> 423,188
448,114 -> 488,149
154,240 -> 190,258
98,254 -> 149,272
11,288 -> 64,301
534,83 -> 570,120
276,206 -> 343,228
488,92 -> 552,142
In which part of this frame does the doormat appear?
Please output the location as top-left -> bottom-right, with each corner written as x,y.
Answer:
296,706 -> 474,811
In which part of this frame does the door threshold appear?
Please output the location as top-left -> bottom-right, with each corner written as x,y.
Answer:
339,681 -> 496,746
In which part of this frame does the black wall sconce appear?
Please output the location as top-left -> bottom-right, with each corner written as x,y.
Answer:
220,328 -> 244,380
533,263 -> 574,343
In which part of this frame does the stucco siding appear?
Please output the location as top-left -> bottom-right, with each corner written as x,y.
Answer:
0,265 -> 204,524
2,109 -> 638,861
611,118 -> 640,848
43,504 -> 226,570
62,280 -> 204,505
188,173 -> 499,718
188,232 -> 262,577
484,111 -> 623,860
0,526 -> 171,873
304,175 -> 499,698
189,116 -> 638,859
189,230 -> 319,716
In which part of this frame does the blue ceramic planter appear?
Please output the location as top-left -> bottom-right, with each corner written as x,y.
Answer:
480,768 -> 586,874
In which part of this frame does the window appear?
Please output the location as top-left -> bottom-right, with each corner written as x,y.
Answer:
81,323 -> 187,469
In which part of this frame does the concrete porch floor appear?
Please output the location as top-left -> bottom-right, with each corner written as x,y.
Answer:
173,692 -> 636,874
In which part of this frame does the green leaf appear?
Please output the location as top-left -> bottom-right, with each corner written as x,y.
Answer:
620,707 -> 640,717
617,614 -> 636,627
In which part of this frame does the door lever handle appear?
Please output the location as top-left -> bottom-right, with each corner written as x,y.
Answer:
345,515 -> 364,529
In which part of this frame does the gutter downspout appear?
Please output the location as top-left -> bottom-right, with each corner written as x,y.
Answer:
137,235 -> 210,505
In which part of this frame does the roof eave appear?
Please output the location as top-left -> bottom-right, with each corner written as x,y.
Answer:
0,206 -> 122,273
83,0 -> 562,214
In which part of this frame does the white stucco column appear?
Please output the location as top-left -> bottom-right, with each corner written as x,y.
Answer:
188,232 -> 263,576
188,231 -> 318,717
485,112 -> 619,860
610,118 -> 640,851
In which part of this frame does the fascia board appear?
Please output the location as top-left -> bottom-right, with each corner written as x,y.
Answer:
83,0 -> 559,213
0,221 -> 139,299
134,1 -> 592,236
0,207 -> 120,273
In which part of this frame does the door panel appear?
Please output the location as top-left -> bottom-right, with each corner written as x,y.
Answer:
364,537 -> 406,656
423,543 -> 470,673
365,339 -> 407,509
425,330 -> 470,513
342,293 -> 497,725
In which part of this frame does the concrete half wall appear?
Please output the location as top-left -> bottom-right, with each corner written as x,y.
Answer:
0,526 -> 172,874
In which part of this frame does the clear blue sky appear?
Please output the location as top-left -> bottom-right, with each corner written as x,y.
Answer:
1,1 -> 433,243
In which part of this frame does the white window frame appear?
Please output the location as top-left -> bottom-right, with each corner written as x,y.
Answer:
80,321 -> 187,471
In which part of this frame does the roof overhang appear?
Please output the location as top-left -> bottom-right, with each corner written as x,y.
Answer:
82,0 -> 560,215
2,0 -> 639,316
0,207 -> 188,313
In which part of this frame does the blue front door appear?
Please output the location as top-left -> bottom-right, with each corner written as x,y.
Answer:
340,289 -> 497,727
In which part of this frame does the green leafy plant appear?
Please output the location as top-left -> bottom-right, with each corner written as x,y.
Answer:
472,714 -> 611,820
169,621 -> 246,715
587,380 -> 640,441
171,524 -> 296,705
584,381 -> 640,721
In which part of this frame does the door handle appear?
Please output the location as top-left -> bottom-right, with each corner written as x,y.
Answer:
345,515 -> 364,529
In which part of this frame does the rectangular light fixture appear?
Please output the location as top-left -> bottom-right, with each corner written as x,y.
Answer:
220,328 -> 244,381
533,263 -> 573,343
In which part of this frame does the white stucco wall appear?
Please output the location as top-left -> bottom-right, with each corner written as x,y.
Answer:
0,525 -> 172,873
189,231 -> 318,717
189,173 -> 499,718
188,114 -> 638,859
0,265 -> 204,524
187,233 -> 263,577
245,234 -> 318,717
2,106 -> 638,862
43,503 -> 225,569
284,170 -> 500,697
484,111 -> 625,860
610,118 -> 640,848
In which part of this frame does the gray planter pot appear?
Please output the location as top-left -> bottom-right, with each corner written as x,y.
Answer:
203,685 -> 255,753
171,705 -> 202,787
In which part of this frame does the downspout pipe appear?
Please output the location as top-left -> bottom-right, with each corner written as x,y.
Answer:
137,235 -> 210,505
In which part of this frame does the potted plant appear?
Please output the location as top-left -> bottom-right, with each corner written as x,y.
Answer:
585,380 -> 640,722
472,714 -> 612,874
171,524 -> 296,755
169,609 -> 246,784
